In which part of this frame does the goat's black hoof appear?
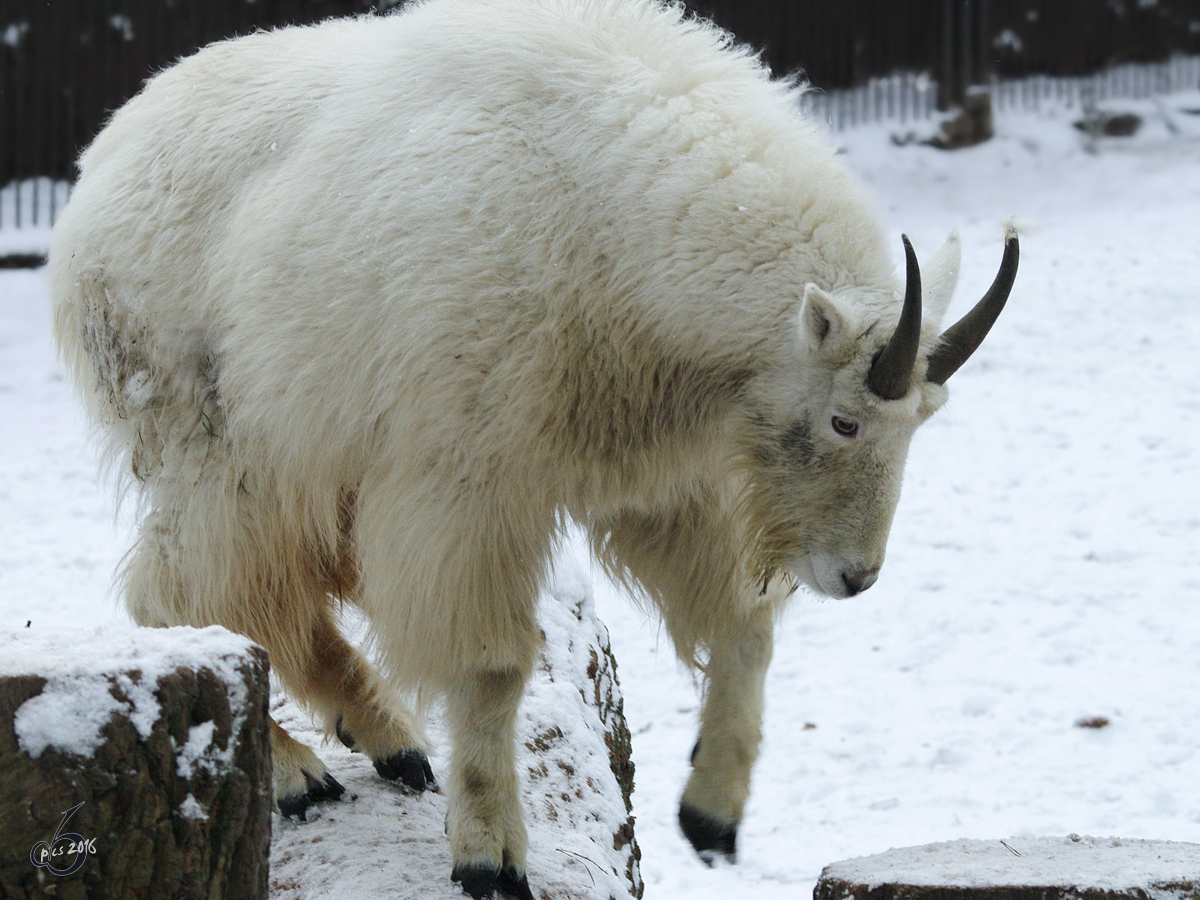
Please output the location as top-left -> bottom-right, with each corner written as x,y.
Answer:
277,771 -> 347,821
375,749 -> 437,793
334,715 -> 356,750
451,864 -> 498,899
276,791 -> 313,821
679,801 -> 738,865
498,866 -> 534,900
450,864 -> 533,900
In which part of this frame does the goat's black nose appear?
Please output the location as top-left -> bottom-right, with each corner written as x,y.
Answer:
841,569 -> 879,597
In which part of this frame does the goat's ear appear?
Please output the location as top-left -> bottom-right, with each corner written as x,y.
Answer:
800,284 -> 846,346
921,232 -> 961,329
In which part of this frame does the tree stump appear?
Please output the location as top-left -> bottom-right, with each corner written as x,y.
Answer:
0,626 -> 272,900
927,89 -> 994,150
815,835 -> 1200,900
518,562 -> 643,899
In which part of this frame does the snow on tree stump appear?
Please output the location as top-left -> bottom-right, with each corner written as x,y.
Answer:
815,835 -> 1200,900
0,626 -> 272,900
268,546 -> 642,899
518,560 -> 642,900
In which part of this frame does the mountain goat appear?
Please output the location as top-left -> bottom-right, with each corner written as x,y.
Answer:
49,0 -> 1018,896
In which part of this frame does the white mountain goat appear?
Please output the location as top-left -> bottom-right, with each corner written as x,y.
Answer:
49,0 -> 1018,896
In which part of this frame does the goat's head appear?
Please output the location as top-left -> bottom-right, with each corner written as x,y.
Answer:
742,230 -> 1019,598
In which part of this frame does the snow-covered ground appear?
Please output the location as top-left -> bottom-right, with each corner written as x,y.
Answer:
3,93 -> 1200,898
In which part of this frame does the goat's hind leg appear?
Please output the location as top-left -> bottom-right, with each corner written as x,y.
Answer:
237,605 -> 436,818
270,718 -> 347,818
306,495 -> 436,792
122,491 -> 431,820
295,611 -> 436,794
119,504 -> 351,819
262,608 -> 435,819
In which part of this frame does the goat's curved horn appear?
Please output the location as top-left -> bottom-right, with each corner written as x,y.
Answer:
926,230 -> 1019,385
867,234 -> 923,401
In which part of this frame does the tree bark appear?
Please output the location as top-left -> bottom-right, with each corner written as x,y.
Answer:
0,627 -> 272,900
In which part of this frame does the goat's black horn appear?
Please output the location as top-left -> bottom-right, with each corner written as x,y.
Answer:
867,234 -> 923,401
926,229 -> 1019,385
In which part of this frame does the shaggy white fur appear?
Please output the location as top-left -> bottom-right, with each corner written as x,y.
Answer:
49,1 -> 1008,896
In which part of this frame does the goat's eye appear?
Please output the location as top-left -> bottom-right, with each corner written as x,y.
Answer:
831,415 -> 859,438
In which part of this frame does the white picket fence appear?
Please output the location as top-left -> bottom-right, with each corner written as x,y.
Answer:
799,53 -> 1200,130
0,178 -> 70,256
991,53 -> 1200,115
3,55 -> 1198,249
799,72 -> 941,131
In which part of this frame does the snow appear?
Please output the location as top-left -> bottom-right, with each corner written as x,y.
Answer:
2,22 -> 30,50
176,720 -> 231,778
3,93 -> 1200,897
1,625 -> 257,759
13,676 -> 132,759
820,835 -> 1200,891
178,794 -> 210,822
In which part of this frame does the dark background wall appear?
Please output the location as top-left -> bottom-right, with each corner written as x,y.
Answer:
692,0 -> 1200,86
2,0 -> 384,183
3,0 -> 1200,183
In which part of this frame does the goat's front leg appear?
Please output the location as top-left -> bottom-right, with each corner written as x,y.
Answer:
591,504 -> 786,866
679,585 -> 780,864
445,667 -> 534,900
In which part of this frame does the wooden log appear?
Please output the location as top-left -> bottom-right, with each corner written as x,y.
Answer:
0,626 -> 272,900
519,565 -> 643,899
815,835 -> 1200,900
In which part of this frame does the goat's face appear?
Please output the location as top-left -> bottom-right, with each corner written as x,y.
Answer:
741,231 -> 1018,599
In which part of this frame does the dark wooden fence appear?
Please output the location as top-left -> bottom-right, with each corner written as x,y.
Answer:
3,0 -> 1200,187
1,0 -> 396,186
694,0 -> 1200,89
